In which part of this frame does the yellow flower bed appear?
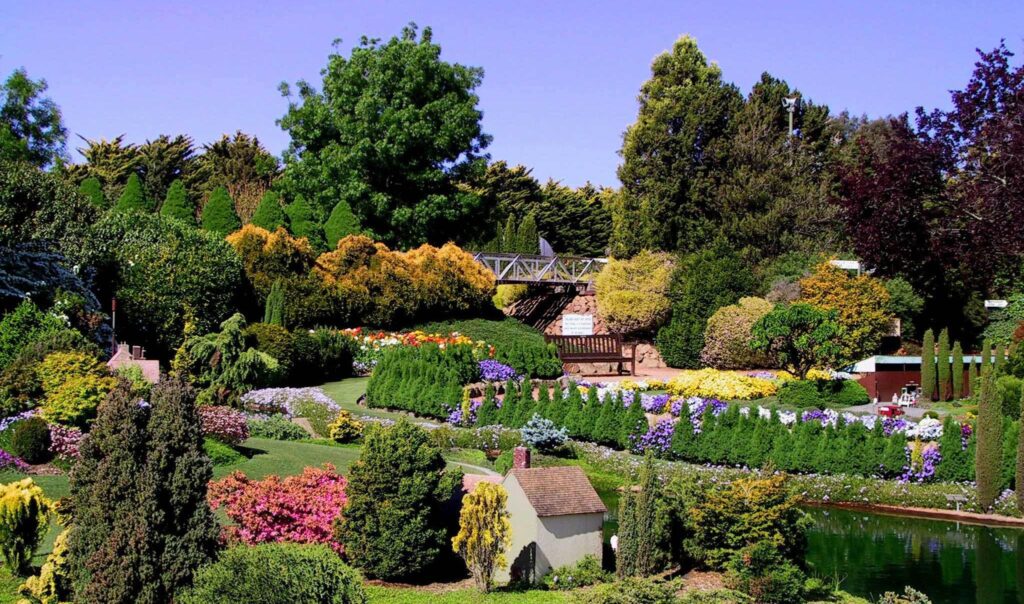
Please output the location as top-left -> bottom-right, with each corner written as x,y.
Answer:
665,369 -> 778,400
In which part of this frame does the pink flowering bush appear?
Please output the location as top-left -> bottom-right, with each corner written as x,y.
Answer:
207,464 -> 348,552
48,424 -> 83,460
199,405 -> 250,446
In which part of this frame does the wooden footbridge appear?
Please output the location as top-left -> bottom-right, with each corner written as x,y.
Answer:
469,252 -> 607,286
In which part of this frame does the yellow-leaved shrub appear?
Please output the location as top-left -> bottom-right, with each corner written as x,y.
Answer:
594,251 -> 674,335
665,369 -> 778,400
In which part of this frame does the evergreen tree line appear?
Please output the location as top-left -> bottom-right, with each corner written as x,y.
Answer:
919,328 -> 1005,402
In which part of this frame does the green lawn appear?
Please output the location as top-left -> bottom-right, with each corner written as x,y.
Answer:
365,585 -> 569,603
321,377 -> 412,422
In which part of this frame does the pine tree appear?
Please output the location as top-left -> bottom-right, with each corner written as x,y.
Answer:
563,384 -> 585,437
324,200 -> 362,249
113,173 -> 149,213
476,384 -> 498,426
159,179 -> 195,224
263,280 -> 285,326
976,368 -> 1003,509
920,329 -> 936,401
68,379 -> 218,603
952,341 -> 965,400
286,195 -> 324,249
516,212 -> 539,254
535,382 -> 552,419
880,432 -> 908,478
78,176 -> 105,208
937,328 -> 951,401
616,453 -> 663,578
250,190 -> 288,231
201,186 -> 241,236
578,387 -> 601,441
670,412 -> 695,461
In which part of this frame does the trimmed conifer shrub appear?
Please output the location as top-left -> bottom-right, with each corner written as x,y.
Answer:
286,196 -> 324,249
324,200 -> 362,249
113,173 -> 149,213
365,343 -> 477,418
937,328 -> 951,401
976,368 -> 1003,509
920,329 -> 936,401
201,187 -> 241,236
78,177 -> 105,208
994,342 -> 1006,373
952,341 -> 965,400
1018,401 -> 1024,513
981,339 -> 992,373
336,420 -> 461,581
160,179 -> 195,224
250,190 -> 288,231
969,358 -> 979,397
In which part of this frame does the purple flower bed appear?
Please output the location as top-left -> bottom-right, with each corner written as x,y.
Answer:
478,360 -> 519,382
882,418 -> 909,437
900,445 -> 941,483
633,419 -> 675,454
199,405 -> 250,446
240,388 -> 339,417
0,449 -> 29,472
446,399 -> 483,426
640,393 -> 671,414
0,409 -> 38,433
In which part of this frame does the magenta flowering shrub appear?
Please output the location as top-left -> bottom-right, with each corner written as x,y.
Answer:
48,424 -> 83,460
199,405 -> 250,446
208,464 -> 348,552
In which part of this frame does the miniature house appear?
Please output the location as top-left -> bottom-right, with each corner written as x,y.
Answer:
106,343 -> 161,384
498,448 -> 606,584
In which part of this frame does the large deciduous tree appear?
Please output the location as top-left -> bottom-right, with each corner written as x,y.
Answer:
615,35 -> 742,255
278,24 -> 491,248
0,68 -> 67,169
195,131 -> 279,223
750,303 -> 842,379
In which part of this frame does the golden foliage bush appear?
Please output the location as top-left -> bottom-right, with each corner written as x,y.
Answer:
594,251 -> 674,334
701,297 -> 776,369
665,369 -> 778,400
799,261 -> 893,362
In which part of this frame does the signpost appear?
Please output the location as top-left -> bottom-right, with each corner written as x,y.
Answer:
562,314 -> 594,336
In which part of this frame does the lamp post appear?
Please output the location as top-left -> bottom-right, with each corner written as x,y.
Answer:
782,95 -> 799,163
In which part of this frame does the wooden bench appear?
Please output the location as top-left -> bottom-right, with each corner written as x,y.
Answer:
545,334 -> 635,376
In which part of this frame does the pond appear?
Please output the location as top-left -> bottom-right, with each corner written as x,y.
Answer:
805,506 -> 1024,604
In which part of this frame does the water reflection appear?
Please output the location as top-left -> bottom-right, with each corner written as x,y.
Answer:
804,507 -> 1022,604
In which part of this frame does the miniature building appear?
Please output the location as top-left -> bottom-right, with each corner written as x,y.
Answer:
498,448 -> 606,584
106,343 -> 161,384
851,355 -> 981,401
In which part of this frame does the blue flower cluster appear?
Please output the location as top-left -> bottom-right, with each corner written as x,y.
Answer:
478,359 -> 520,382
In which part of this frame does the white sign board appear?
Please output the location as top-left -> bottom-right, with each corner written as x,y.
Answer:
562,314 -> 594,336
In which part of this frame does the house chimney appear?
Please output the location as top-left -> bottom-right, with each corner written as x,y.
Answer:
132,345 -> 142,360
513,447 -> 531,470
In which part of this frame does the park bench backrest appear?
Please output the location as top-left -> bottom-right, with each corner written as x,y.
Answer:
545,334 -> 624,359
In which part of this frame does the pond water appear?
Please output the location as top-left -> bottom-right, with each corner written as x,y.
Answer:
805,506 -> 1024,604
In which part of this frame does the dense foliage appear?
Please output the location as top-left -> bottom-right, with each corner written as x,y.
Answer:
594,251 -> 674,335
366,343 -> 477,417
0,478 -> 51,573
451,481 -> 511,592
68,378 -> 219,603
701,297 -> 775,369
279,24 -> 491,248
181,543 -> 366,604
336,420 -> 462,581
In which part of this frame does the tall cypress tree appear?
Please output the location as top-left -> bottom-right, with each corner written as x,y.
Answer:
113,173 -> 149,213
981,340 -> 992,373
263,280 -> 285,326
937,328 -> 951,401
920,329 -> 936,401
1017,399 -> 1024,513
968,357 -> 979,398
616,453 -> 662,578
250,190 -> 288,231
976,368 -> 1003,509
324,199 -> 362,249
68,379 -> 218,603
159,179 -> 195,224
952,341 -> 965,400
201,186 -> 241,236
78,176 -> 106,208
516,212 -> 539,254
994,342 -> 1006,373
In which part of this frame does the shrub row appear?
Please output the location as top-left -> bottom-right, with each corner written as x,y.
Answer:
365,344 -> 477,417
777,379 -> 869,408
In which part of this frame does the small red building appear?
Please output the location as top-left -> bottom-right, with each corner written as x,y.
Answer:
851,355 -> 979,402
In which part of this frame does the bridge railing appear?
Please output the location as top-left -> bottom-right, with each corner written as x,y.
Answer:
470,252 -> 607,285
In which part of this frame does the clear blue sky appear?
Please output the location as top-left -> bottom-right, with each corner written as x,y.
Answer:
4,1 -> 1022,187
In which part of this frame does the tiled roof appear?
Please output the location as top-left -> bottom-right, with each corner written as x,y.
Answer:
508,466 -> 607,517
